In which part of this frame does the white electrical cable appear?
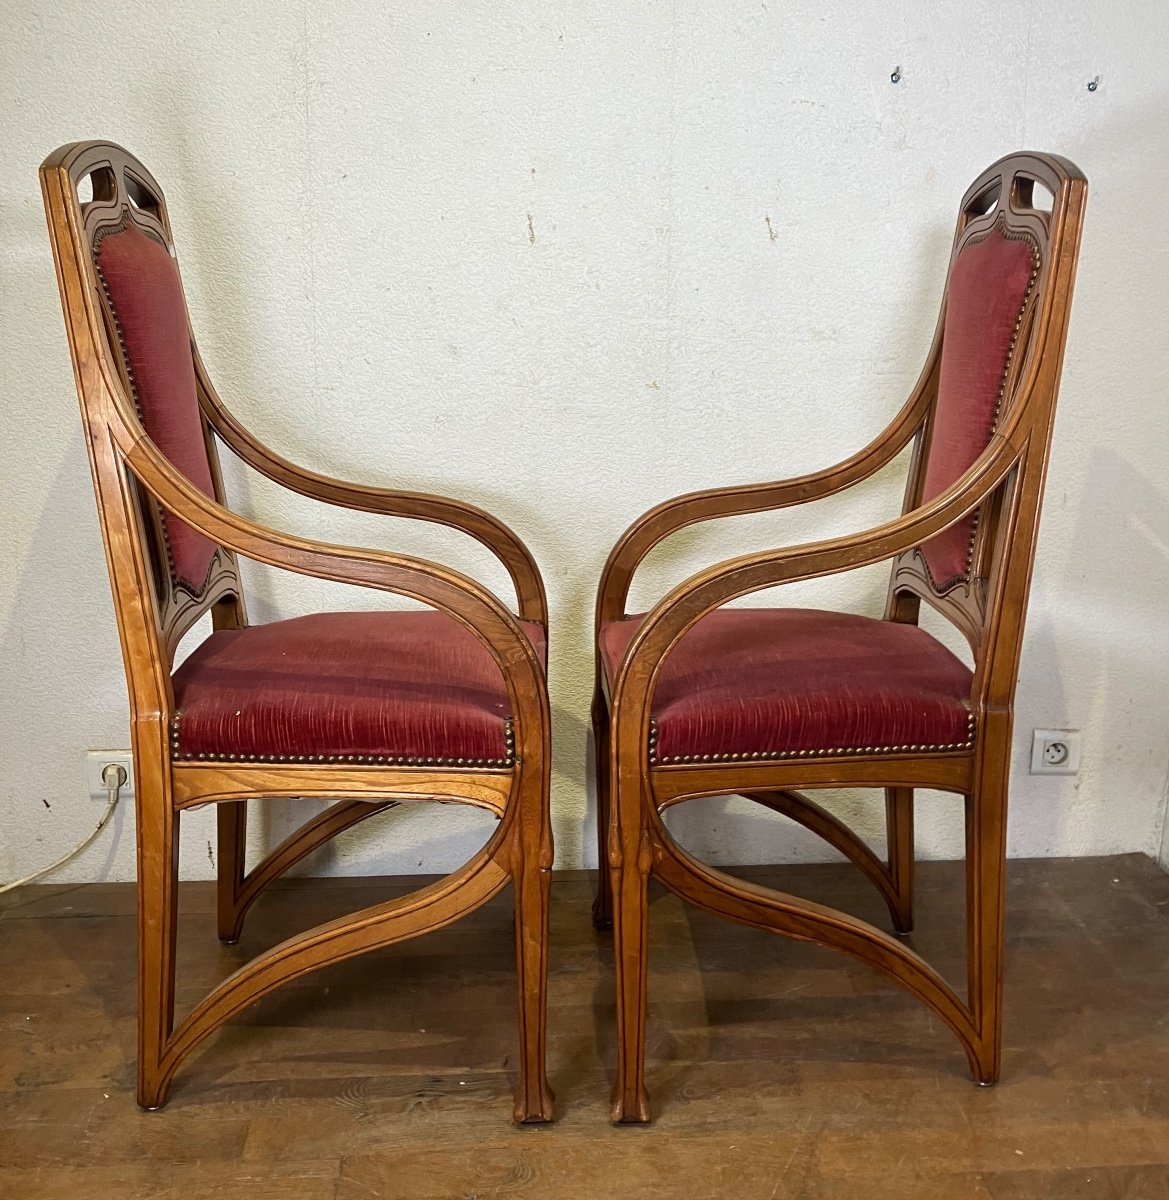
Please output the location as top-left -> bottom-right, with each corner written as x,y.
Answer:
0,765 -> 125,896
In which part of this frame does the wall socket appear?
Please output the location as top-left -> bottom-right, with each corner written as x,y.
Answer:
86,750 -> 134,801
1029,729 -> 1082,776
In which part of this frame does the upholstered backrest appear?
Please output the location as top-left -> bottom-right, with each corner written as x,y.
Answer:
917,224 -> 1039,592
886,155 -> 1085,654
96,219 -> 219,595
43,144 -> 244,662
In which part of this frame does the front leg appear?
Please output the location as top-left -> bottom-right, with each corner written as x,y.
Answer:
609,759 -> 652,1123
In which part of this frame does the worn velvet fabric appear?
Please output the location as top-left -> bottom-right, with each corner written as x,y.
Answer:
172,611 -> 546,762
600,608 -> 972,762
97,221 -> 218,594
919,226 -> 1037,589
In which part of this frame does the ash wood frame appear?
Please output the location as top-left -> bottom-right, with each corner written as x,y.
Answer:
592,153 -> 1087,1122
40,141 -> 554,1123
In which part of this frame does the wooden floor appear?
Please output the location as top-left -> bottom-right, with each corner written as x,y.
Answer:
2,854 -> 1168,1198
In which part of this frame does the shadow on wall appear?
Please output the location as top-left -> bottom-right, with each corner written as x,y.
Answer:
146,84 -> 972,874
31,92 -> 1169,879
603,215 -> 963,871
112,101 -> 588,879
650,450 -> 1169,873
1047,445 -> 1169,855
0,431 -> 129,882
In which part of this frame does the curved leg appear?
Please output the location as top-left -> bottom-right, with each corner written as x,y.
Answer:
218,799 -> 398,945
137,789 -> 180,1110
216,802 -> 248,944
591,693 -> 614,930
610,757 -> 652,1123
651,825 -> 985,1084
142,845 -> 512,1109
885,787 -> 915,935
742,789 -> 911,934
511,770 -> 555,1122
966,768 -> 1009,1085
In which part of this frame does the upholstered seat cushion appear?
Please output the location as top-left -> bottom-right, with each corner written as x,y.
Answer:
599,608 -> 973,764
172,611 -> 546,766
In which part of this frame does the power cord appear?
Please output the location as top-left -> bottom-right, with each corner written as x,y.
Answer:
0,764 -> 126,896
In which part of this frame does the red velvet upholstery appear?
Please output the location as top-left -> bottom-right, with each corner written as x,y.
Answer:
600,609 -> 972,763
97,221 -> 218,594
172,611 -> 546,764
919,225 -> 1038,590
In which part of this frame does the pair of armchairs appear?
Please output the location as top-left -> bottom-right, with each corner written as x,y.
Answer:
40,143 -> 1086,1124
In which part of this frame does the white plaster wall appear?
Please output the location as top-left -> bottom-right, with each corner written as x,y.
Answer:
3,0 -> 1169,884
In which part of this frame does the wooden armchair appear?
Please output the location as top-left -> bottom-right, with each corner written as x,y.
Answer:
592,153 -> 1087,1122
40,141 -> 554,1122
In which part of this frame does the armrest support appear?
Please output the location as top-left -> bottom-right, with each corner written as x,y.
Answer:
119,426 -> 548,754
595,381 -> 934,626
608,433 -> 1021,736
195,354 -> 547,623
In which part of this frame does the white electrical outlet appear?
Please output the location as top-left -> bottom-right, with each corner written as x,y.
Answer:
1029,729 -> 1081,776
86,750 -> 134,801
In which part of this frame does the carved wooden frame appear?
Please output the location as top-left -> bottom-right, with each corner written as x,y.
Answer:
591,153 -> 1087,1122
40,141 -> 554,1122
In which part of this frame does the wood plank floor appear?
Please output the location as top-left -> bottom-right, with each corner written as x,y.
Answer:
2,854 -> 1168,1198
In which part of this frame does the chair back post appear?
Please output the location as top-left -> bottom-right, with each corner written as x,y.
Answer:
973,157 -> 1088,716
41,150 -> 169,749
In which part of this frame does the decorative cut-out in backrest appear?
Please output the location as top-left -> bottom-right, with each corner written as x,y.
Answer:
917,222 -> 1039,592
96,218 -> 219,595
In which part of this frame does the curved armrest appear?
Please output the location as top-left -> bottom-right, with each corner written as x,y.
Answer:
608,433 -> 1021,728
119,426 -> 548,752
195,354 -> 547,623
595,380 -> 934,626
